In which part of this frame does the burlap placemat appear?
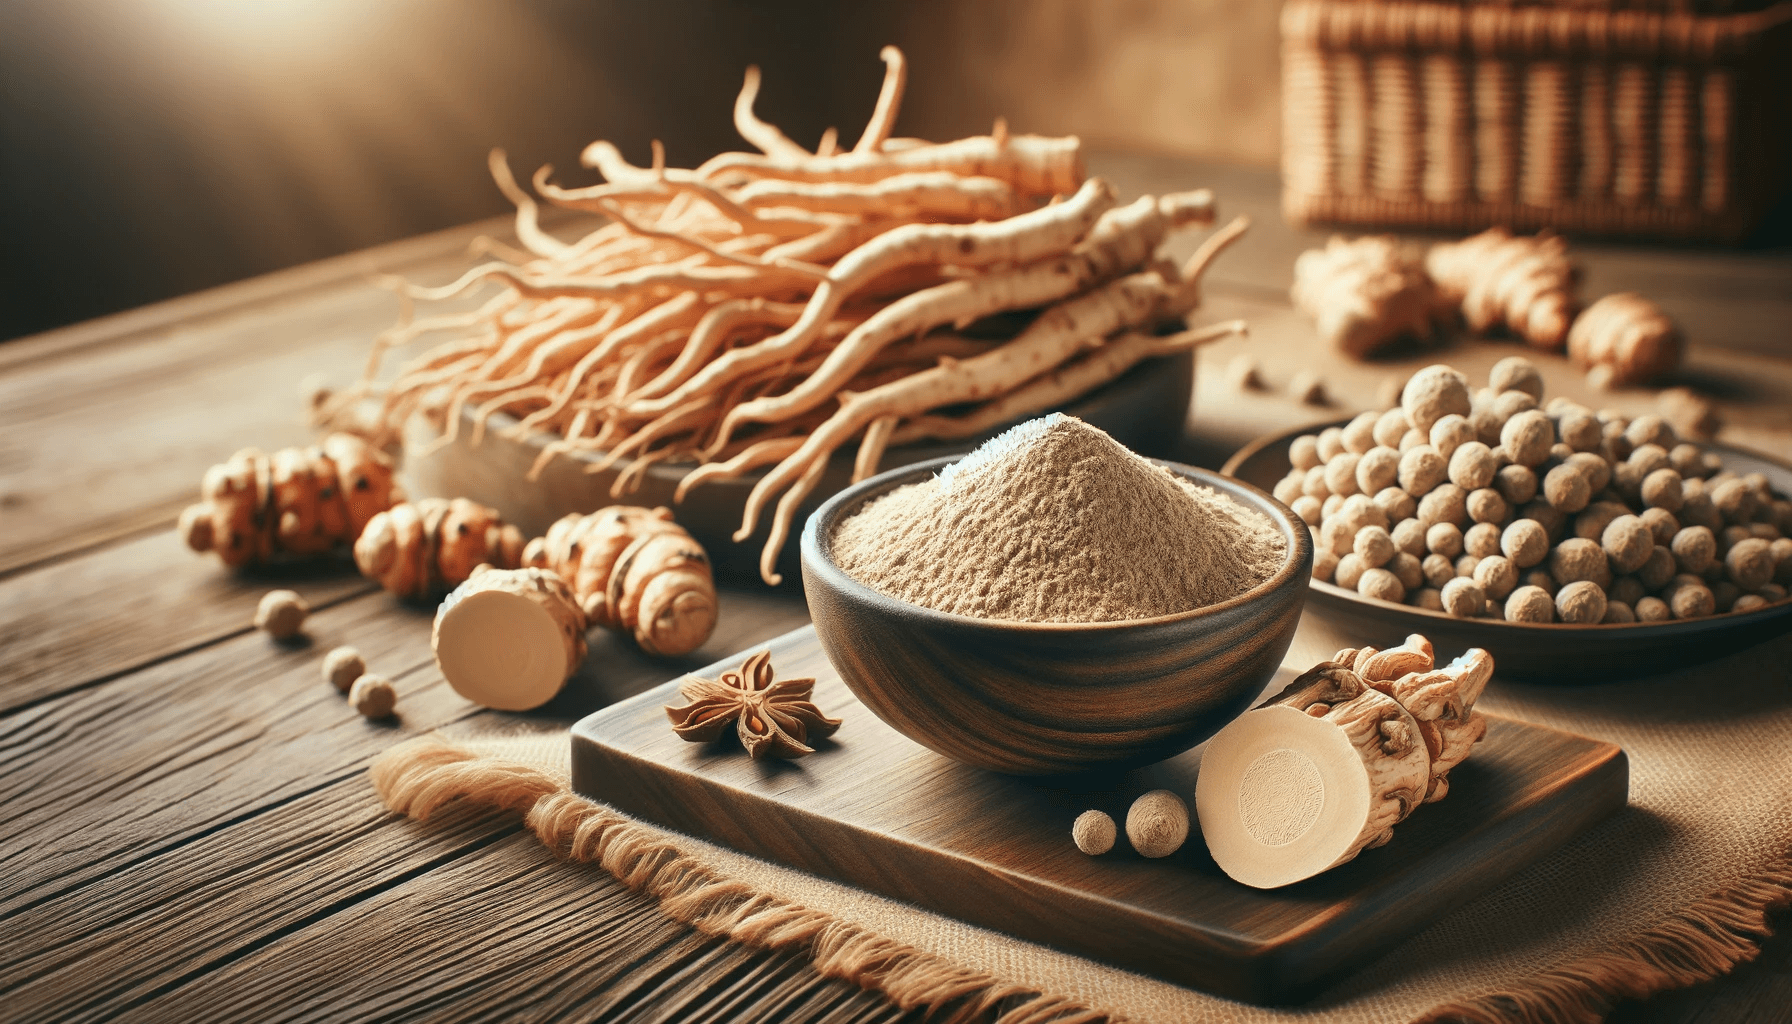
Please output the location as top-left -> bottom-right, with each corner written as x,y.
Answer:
373,622 -> 1792,1024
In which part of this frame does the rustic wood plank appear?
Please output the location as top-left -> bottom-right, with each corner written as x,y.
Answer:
0,568 -> 809,916
0,530 -> 372,714
101,831 -> 914,1024
0,781 -> 518,1023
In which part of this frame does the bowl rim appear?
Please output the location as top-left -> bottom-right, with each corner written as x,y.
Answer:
1220,416 -> 1792,634
801,453 -> 1314,634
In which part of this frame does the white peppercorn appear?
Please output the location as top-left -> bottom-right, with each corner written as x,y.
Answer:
1641,468 -> 1685,512
1325,452 -> 1362,497
1292,495 -> 1323,525
1522,569 -> 1558,595
1418,483 -> 1467,528
1354,525 -> 1395,568
1374,407 -> 1411,449
1726,538 -> 1774,590
1302,465 -> 1331,499
1494,464 -> 1538,506
1427,521 -> 1464,557
1474,555 -> 1518,600
1312,549 -> 1339,582
1422,553 -> 1456,589
1412,587 -> 1445,612
1402,364 -> 1472,435
1506,585 -> 1555,623
1321,516 -> 1356,557
1522,500 -> 1568,542
1274,473 -> 1304,506
1467,488 -> 1508,524
1500,410 -> 1555,468
1465,521 -> 1504,558
1398,445 -> 1447,496
1356,446 -> 1401,495
1376,486 -> 1419,525
1772,537 -> 1792,583
1448,441 -> 1498,491
1334,552 -> 1367,590
1323,494 -> 1346,520
1575,501 -> 1629,541
1670,582 -> 1715,620
322,646 -> 367,693
1455,554 -> 1481,578
349,674 -> 397,719
1624,414 -> 1676,451
1342,411 -> 1380,454
1640,506 -> 1681,545
1429,414 -> 1475,461
1389,551 -> 1425,591
1601,515 -> 1655,575
1710,478 -> 1756,524
1733,594 -> 1770,614
1543,464 -> 1591,513
1556,581 -> 1608,624
1359,567 -> 1406,603
1291,434 -> 1322,470
1440,577 -> 1486,618
1558,411 -> 1603,453
1399,428 -> 1427,452
1489,356 -> 1545,399
1565,451 -> 1612,494
1670,526 -> 1716,574
1550,537 -> 1613,589
1636,596 -> 1671,622
1125,790 -> 1189,858
1668,443 -> 1704,477
1501,519 -> 1550,568
1387,517 -> 1424,557
1316,426 -> 1346,461
255,589 -> 309,640
1602,601 -> 1636,624
1072,810 -> 1117,855
1491,389 -> 1538,425
1628,443 -> 1671,479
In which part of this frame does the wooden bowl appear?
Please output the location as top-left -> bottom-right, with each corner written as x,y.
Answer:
403,351 -> 1192,583
1223,420 -> 1792,683
800,456 -> 1314,776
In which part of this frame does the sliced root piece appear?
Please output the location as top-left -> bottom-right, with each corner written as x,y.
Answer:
1195,686 -> 1430,889
432,565 -> 588,711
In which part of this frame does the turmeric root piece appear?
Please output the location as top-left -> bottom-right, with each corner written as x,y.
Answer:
180,433 -> 403,568
523,506 -> 718,657
1567,292 -> 1684,388
1291,236 -> 1442,359
353,498 -> 526,599
1426,227 -> 1577,349
432,565 -> 588,711
1195,637 -> 1493,888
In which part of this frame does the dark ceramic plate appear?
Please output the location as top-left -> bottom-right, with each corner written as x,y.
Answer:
1223,420 -> 1792,683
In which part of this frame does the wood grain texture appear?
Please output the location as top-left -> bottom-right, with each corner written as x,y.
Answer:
0,531 -> 373,714
572,625 -> 1630,1005
800,458 -> 1313,775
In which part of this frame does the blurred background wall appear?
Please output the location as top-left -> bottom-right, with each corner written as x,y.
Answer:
0,0 -> 1283,341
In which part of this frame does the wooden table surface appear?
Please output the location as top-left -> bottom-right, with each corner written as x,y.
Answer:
3,154 -> 1789,1023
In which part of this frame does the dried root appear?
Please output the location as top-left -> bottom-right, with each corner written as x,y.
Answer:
1426,227 -> 1577,349
1567,292 -> 1684,389
433,565 -> 588,711
180,433 -> 403,568
523,506 -> 717,657
353,498 -> 526,599
1292,235 -> 1442,359
327,48 -> 1252,586
1195,637 -> 1492,888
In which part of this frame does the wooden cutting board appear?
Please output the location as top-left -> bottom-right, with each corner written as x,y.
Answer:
571,625 -> 1628,1005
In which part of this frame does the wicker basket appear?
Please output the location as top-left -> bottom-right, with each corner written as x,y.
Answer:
1280,0 -> 1792,242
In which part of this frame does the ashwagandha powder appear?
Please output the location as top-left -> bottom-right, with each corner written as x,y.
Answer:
830,414 -> 1287,623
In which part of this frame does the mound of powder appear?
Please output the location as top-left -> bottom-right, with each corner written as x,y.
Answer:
829,414 -> 1287,623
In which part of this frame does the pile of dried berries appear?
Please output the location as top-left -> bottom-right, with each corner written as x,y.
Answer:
1274,359 -> 1792,623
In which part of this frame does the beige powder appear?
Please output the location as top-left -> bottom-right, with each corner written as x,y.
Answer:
830,414 -> 1286,623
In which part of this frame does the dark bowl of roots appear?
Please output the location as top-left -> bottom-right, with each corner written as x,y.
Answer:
800,456 -> 1314,776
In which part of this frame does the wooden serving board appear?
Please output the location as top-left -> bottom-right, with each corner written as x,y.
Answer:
571,625 -> 1628,1005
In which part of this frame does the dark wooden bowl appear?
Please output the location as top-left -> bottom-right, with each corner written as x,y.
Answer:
800,456 -> 1314,776
404,351 -> 1192,583
1223,420 -> 1792,683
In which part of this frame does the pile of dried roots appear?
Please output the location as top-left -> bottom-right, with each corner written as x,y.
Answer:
323,47 -> 1248,583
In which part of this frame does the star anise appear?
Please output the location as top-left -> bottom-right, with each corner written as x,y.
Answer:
664,650 -> 841,759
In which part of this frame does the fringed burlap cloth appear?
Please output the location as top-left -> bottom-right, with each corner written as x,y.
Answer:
372,626 -> 1792,1024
